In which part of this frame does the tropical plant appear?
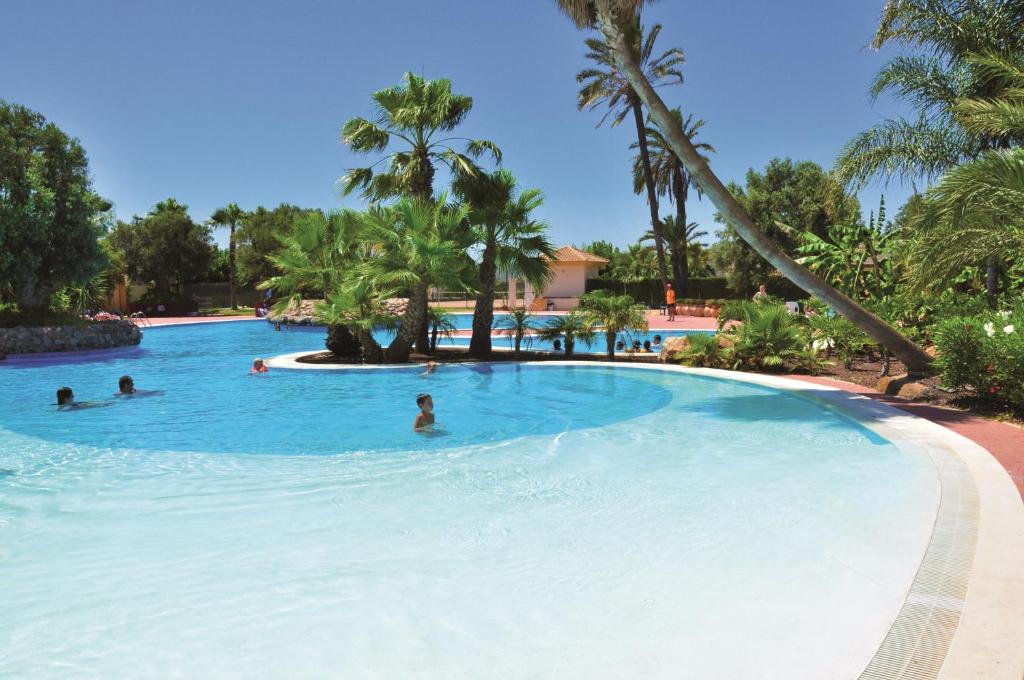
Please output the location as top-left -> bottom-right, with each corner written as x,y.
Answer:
672,332 -> 728,368
340,72 -> 501,202
579,289 -> 648,359
453,169 -> 555,358
536,311 -> 598,357
730,304 -> 807,371
427,307 -> 457,351
577,17 -> 684,289
0,100 -> 110,310
61,273 -> 110,316
806,312 -> 875,369
496,308 -> 538,357
716,299 -> 759,331
556,0 -> 932,373
834,1 -> 1024,295
359,197 -> 475,362
210,203 -> 247,309
934,308 -> 1024,411
317,278 -> 397,363
632,109 -> 715,290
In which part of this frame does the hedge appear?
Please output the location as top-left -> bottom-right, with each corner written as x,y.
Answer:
584,277 -> 733,307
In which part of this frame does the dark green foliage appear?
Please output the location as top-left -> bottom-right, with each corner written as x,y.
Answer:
0,100 -> 109,309
935,309 -> 1024,411
106,199 -> 214,291
806,313 -> 876,368
236,204 -> 311,286
711,158 -> 860,296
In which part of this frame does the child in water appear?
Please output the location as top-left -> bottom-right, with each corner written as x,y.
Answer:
55,387 -> 109,410
251,358 -> 269,375
413,393 -> 435,432
115,375 -> 162,398
420,361 -> 438,377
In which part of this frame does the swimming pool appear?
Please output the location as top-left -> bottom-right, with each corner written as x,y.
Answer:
0,321 -> 939,678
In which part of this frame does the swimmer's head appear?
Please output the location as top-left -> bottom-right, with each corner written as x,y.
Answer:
56,387 -> 73,405
615,340 -> 625,350
253,358 -> 264,369
653,334 -> 662,344
118,375 -> 135,394
416,393 -> 433,412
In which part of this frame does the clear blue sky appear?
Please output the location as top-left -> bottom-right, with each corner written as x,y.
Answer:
1,0 -> 914,249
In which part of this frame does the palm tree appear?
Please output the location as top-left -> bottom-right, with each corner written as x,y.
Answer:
537,312 -> 598,357
632,109 -> 714,291
556,0 -> 933,373
834,0 -> 1024,296
259,209 -> 366,358
317,278 -> 396,364
577,18 -> 684,290
579,289 -> 648,359
340,72 -> 501,202
454,170 -> 556,358
427,307 -> 458,351
496,308 -> 538,357
210,203 -> 247,309
641,215 -> 707,293
360,197 -> 475,363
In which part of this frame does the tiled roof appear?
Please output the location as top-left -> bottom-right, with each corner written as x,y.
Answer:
545,245 -> 609,264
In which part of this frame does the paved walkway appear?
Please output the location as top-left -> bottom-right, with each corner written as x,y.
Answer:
787,374 -> 1024,501
139,315 -> 258,327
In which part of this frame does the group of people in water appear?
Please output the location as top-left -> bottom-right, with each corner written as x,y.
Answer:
55,375 -> 160,410
615,334 -> 663,354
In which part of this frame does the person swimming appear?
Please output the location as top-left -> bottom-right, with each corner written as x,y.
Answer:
615,340 -> 625,351
652,334 -> 662,346
115,375 -> 162,398
55,387 -> 109,410
420,361 -> 438,377
251,358 -> 269,375
552,339 -> 562,352
643,340 -> 652,352
413,393 -> 435,432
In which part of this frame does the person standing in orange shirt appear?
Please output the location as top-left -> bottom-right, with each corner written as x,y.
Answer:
665,283 -> 677,322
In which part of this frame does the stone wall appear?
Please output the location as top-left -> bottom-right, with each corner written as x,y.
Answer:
0,321 -> 142,355
267,298 -> 409,326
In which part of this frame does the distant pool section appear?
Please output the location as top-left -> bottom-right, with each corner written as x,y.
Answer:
0,320 -> 941,678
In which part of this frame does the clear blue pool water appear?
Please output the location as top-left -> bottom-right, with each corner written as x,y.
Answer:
0,321 -> 938,678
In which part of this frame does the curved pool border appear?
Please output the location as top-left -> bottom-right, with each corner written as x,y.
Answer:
266,351 -> 1024,679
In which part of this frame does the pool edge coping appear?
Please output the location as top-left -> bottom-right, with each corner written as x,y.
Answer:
265,352 -> 1024,679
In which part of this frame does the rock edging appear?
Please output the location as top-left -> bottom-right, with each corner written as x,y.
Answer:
0,320 -> 142,355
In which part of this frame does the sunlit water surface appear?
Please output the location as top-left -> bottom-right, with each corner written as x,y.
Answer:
0,321 -> 937,678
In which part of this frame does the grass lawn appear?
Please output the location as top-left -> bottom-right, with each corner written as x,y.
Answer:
199,306 -> 255,317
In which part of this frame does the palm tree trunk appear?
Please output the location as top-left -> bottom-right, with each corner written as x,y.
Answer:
229,224 -> 237,309
470,241 -> 497,358
673,169 -> 689,293
606,329 -> 616,359
566,338 -> 575,358
387,286 -> 428,363
986,255 -> 998,299
595,3 -> 932,374
415,287 -> 430,354
358,329 -> 384,364
631,102 -> 670,291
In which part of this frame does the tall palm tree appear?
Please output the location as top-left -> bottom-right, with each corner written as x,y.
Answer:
556,0 -> 933,373
577,18 -> 684,290
580,289 -> 649,359
340,72 -> 502,202
834,0 -> 1024,296
631,109 -> 714,292
210,203 -> 247,309
454,170 -> 556,358
641,215 -> 707,293
341,72 -> 501,352
360,197 -> 475,363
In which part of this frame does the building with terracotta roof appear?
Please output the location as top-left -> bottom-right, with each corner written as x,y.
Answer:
508,246 -> 609,311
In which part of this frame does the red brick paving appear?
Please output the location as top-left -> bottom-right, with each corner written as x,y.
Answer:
787,374 -> 1024,501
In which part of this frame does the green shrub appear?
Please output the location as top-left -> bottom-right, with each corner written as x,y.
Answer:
673,333 -> 728,368
806,313 -> 875,368
934,309 -> 1024,411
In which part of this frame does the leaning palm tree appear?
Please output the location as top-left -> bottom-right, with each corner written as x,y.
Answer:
360,197 -> 475,363
556,0 -> 933,373
210,203 -> 247,309
577,18 -> 684,290
537,312 -> 598,357
631,110 -> 714,292
340,72 -> 501,202
579,289 -> 648,359
496,308 -> 538,358
454,170 -> 556,358
641,215 -> 707,294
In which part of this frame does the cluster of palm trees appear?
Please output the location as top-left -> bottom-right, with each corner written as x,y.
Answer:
261,72 -> 555,363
